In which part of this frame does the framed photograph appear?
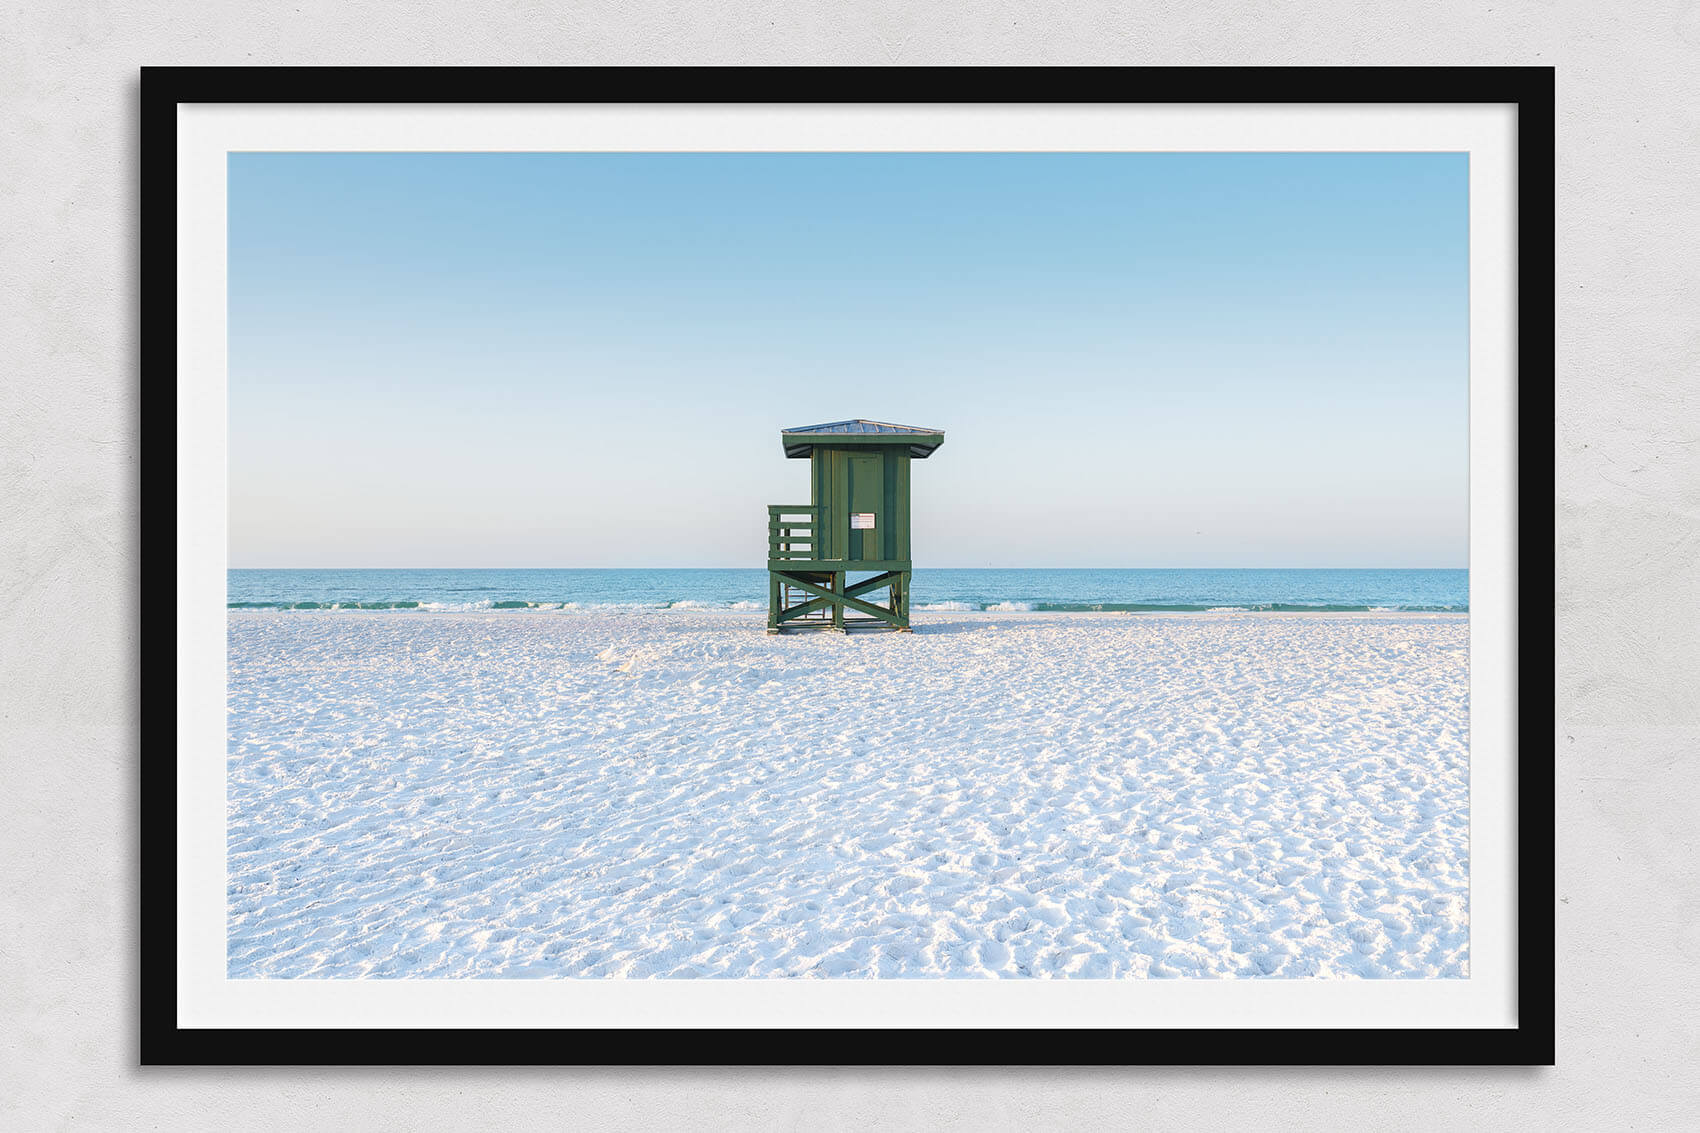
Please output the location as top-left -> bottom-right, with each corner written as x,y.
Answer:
146,66 -> 1555,1064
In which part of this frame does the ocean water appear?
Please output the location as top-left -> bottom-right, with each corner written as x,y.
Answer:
227,568 -> 1468,613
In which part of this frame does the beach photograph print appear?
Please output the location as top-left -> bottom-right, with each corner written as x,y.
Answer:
226,151 -> 1469,981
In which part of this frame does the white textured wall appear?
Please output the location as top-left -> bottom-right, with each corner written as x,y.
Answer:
3,3 -> 1695,1127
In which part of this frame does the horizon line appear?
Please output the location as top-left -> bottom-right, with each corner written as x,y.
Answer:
226,564 -> 1472,572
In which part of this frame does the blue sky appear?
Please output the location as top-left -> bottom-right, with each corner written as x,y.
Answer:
228,152 -> 1467,568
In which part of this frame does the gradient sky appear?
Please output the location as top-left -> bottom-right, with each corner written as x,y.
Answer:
228,151 -> 1467,568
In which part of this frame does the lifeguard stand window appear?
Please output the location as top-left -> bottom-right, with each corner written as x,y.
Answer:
766,420 -> 944,633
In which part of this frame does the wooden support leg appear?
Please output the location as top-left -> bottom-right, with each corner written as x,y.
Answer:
831,571 -> 846,633
767,571 -> 781,633
896,571 -> 912,630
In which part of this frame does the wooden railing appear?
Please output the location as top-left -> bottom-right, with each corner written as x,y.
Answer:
768,504 -> 819,562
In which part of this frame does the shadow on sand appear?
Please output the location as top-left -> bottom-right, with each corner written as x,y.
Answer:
770,617 -> 1058,637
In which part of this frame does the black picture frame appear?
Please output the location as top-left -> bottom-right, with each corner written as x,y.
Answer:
143,65 -> 1556,1066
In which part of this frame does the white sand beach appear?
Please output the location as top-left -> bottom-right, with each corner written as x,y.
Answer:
226,611 -> 1469,979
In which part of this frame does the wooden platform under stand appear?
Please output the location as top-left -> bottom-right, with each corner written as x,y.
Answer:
767,564 -> 912,633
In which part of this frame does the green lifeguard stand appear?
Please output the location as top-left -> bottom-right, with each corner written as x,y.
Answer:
767,419 -> 945,633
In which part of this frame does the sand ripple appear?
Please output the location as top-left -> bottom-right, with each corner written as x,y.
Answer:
226,611 -> 1470,979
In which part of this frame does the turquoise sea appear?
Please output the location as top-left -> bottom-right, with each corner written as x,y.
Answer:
227,568 -> 1468,613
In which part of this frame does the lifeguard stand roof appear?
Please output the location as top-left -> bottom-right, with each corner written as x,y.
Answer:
781,419 -> 945,459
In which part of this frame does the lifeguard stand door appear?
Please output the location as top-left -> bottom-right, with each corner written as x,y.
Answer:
848,453 -> 883,561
